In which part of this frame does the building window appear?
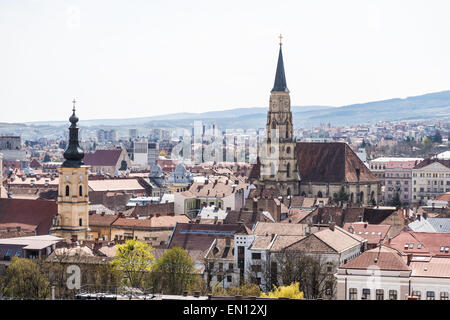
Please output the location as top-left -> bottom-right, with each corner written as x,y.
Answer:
376,289 -> 384,300
440,292 -> 449,300
229,263 -> 234,270
217,275 -> 223,282
349,288 -> 357,300
251,265 -> 262,272
227,276 -> 232,283
79,218 -> 82,226
65,185 -> 70,196
79,185 -> 83,196
252,252 -> 261,260
362,289 -> 370,300
389,290 -> 397,300
413,291 -> 421,300
219,263 -> 223,271
426,291 -> 435,300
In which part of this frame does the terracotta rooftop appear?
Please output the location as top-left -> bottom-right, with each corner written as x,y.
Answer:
340,246 -> 410,271
0,198 -> 57,235
168,223 -> 248,251
414,158 -> 450,170
343,222 -> 391,245
296,142 -> 379,183
252,222 -> 307,236
387,231 -> 450,257
83,149 -> 122,167
88,179 -> 146,192
205,238 -> 235,260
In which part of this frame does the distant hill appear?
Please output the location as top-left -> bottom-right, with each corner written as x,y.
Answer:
21,90 -> 450,130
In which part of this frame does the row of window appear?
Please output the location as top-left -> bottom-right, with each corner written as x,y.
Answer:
413,173 -> 450,178
349,288 -> 450,300
65,185 -> 83,197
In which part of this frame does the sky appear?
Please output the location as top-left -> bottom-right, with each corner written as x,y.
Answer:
1,0 -> 450,123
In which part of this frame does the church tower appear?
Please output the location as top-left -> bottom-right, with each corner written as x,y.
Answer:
51,100 -> 91,240
259,36 -> 299,196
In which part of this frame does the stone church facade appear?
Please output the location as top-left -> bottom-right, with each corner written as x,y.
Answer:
256,40 -> 380,205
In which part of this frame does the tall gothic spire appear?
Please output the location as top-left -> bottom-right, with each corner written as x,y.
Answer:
62,99 -> 85,168
271,35 -> 288,93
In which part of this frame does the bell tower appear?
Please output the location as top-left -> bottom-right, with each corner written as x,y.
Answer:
259,36 -> 299,196
51,99 -> 91,240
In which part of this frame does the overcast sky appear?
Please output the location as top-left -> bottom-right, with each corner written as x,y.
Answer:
1,0 -> 450,123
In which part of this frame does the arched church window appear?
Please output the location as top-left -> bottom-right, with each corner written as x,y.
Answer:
79,185 -> 83,197
65,185 -> 70,196
287,188 -> 291,196
287,163 -> 291,178
286,146 -> 290,154
270,162 -> 276,178
318,191 -> 323,198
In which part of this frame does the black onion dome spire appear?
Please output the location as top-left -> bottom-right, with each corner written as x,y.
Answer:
62,99 -> 85,168
271,35 -> 288,92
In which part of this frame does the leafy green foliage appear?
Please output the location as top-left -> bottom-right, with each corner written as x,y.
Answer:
111,239 -> 154,290
0,257 -> 50,299
261,282 -> 304,299
152,247 -> 196,295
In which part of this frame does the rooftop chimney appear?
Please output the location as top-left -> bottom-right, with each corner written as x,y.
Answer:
407,253 -> 413,266
329,222 -> 335,231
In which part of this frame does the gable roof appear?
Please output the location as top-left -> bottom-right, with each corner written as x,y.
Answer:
340,246 -> 410,271
313,226 -> 366,253
296,142 -> 379,183
252,222 -> 307,236
387,231 -> 450,257
0,198 -> 57,235
168,223 -> 247,251
414,158 -> 450,170
83,149 -> 122,167
343,222 -> 391,245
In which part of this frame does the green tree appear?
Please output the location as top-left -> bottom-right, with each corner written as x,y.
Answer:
111,239 -> 154,290
333,186 -> 349,203
433,130 -> 443,143
261,282 -> 304,299
152,247 -> 195,295
0,257 -> 50,299
212,282 -> 262,297
392,192 -> 402,207
43,153 -> 51,162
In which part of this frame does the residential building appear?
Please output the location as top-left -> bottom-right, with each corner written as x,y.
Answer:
412,158 -> 450,204
384,160 -> 415,205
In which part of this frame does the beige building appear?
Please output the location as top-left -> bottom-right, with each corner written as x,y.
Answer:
412,158 -> 450,204
174,176 -> 248,217
50,104 -> 95,241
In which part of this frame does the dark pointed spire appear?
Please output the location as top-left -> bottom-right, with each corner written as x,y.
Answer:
271,35 -> 288,93
62,99 -> 85,168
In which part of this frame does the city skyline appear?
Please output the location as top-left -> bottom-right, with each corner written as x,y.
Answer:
2,0 -> 450,123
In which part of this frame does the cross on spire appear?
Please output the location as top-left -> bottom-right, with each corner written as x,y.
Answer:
72,98 -> 77,112
279,34 -> 283,45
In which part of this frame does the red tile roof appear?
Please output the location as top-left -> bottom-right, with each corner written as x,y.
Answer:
387,231 -> 450,257
0,198 -> 57,235
340,246 -> 410,271
84,149 -> 122,167
414,158 -> 450,169
343,222 -> 391,245
168,223 -> 247,251
296,142 -> 379,183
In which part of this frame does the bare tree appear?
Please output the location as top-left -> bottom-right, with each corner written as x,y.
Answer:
272,250 -> 337,300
